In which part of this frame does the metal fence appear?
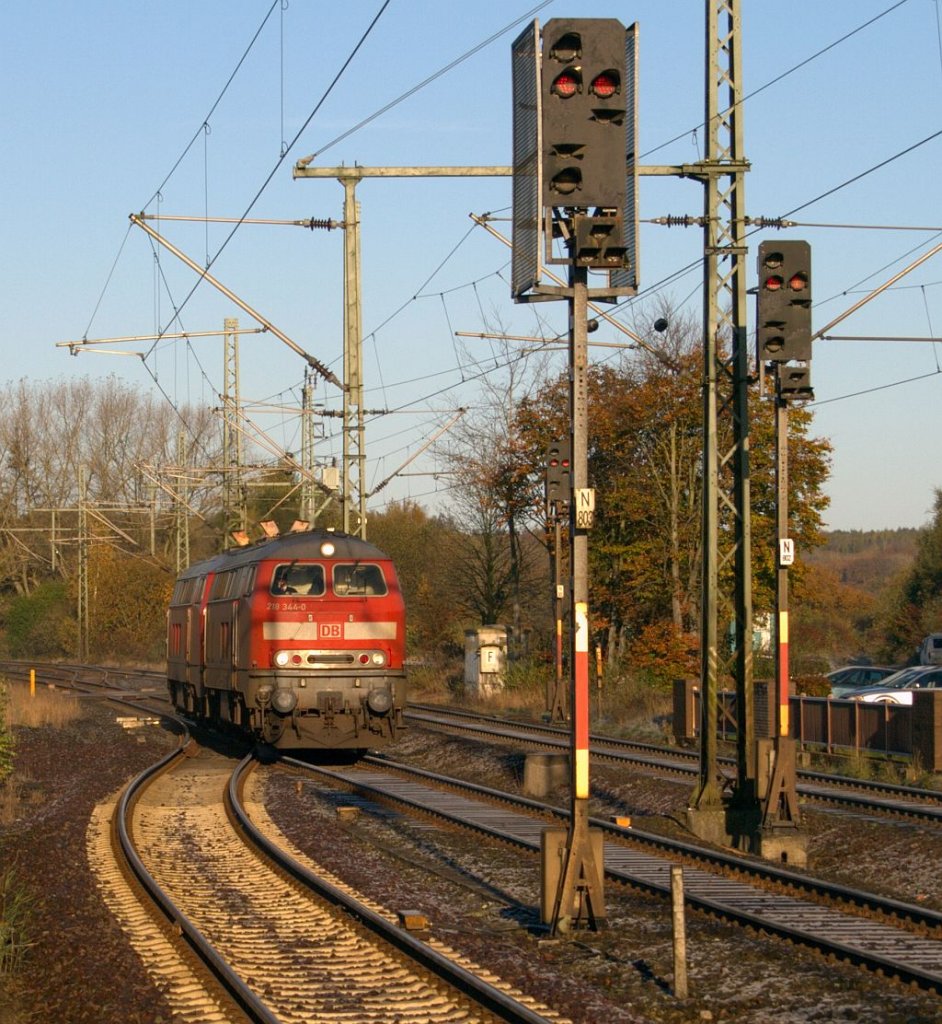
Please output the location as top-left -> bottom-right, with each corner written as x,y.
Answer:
683,682 -> 915,758
674,681 -> 942,769
789,695 -> 912,758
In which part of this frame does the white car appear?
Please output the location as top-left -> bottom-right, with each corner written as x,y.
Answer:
842,665 -> 942,704
919,632 -> 942,665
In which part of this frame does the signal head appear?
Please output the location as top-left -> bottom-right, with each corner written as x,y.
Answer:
551,69 -> 580,98
590,71 -> 619,98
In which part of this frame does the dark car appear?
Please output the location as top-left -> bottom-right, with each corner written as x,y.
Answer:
827,664 -> 898,699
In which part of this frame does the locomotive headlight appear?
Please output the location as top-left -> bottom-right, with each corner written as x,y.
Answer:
271,688 -> 298,714
366,688 -> 393,715
371,652 -> 386,666
273,650 -> 290,668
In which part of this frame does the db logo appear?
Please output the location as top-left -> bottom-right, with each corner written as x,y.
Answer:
320,623 -> 342,639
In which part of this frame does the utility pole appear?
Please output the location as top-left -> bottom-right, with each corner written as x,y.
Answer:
77,465 -> 89,661
549,258 -> 607,932
754,241 -> 813,864
175,432 -> 190,573
687,0 -> 757,847
544,438 -> 570,722
510,15 -> 640,934
300,368 -> 319,524
50,508 -> 58,574
292,164 -> 517,539
341,178 -> 366,537
222,317 -> 246,536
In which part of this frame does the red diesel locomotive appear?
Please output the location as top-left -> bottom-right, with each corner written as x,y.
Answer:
167,528 -> 407,751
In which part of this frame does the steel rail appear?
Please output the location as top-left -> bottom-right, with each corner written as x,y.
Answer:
114,738 -> 281,1024
228,754 -> 561,1024
407,703 -> 942,820
279,755 -> 942,991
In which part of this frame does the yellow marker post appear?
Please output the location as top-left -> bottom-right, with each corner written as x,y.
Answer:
30,668 -> 36,698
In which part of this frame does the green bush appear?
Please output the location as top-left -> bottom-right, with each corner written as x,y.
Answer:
2,582 -> 75,659
0,868 -> 33,975
0,681 -> 12,784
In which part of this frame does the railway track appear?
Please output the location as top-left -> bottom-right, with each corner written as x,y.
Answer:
6,659 -> 942,1014
274,753 -> 942,992
6,661 -> 938,821
98,732 -> 570,1023
407,702 -> 942,822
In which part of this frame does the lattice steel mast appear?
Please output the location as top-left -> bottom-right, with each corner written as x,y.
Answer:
690,0 -> 756,820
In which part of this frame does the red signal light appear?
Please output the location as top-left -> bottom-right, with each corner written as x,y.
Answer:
787,273 -> 808,293
763,275 -> 784,292
590,72 -> 618,98
552,71 -> 580,98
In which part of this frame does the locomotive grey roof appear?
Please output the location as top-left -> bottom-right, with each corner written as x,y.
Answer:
175,529 -> 391,580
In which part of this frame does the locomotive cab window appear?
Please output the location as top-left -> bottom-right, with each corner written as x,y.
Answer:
271,563 -> 325,596
332,562 -> 387,597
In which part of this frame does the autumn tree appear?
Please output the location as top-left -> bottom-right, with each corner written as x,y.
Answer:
85,543 -> 173,662
876,489 -> 942,662
367,501 -> 466,656
790,564 -> 878,673
512,307 -> 833,679
436,333 -> 551,638
514,313 -> 705,661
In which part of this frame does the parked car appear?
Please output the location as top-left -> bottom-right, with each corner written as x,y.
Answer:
841,665 -> 942,704
827,664 -> 898,699
918,632 -> 942,665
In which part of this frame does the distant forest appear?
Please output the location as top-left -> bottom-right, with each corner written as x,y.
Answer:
807,528 -> 920,596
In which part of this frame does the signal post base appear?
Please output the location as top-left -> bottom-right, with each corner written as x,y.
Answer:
540,827 -> 606,934
755,736 -> 808,867
758,825 -> 808,868
685,805 -> 731,847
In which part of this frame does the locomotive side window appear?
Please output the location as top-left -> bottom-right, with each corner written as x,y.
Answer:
236,565 -> 257,595
210,571 -> 233,600
247,566 -> 258,594
271,563 -> 325,596
332,563 -> 387,597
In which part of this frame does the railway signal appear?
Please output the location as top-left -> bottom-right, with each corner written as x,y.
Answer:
541,18 -> 629,268
545,438 -> 572,509
756,240 -> 812,363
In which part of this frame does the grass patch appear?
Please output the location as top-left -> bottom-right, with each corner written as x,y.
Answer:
3,680 -> 82,730
0,678 -> 82,827
0,685 -> 11,785
0,869 -> 34,976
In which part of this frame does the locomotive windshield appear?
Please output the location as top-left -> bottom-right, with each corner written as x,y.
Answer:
271,563 -> 326,596
332,562 -> 387,596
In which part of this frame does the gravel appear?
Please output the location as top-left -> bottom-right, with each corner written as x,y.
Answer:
0,691 -> 178,1024
1,693 -> 941,1024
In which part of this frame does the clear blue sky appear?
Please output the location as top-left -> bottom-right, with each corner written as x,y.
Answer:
3,1 -> 941,533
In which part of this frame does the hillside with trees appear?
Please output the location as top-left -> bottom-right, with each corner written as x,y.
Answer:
805,528 -> 920,596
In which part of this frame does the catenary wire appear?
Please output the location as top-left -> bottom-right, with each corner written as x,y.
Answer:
640,0 -> 914,161
297,1 -> 554,163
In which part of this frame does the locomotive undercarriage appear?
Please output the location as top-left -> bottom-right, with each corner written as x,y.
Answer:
168,671 -> 405,751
